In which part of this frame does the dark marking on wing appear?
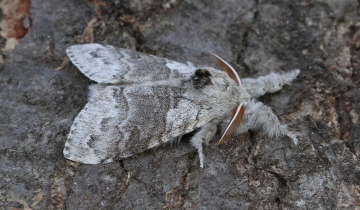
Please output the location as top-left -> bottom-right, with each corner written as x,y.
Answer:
90,51 -> 100,58
100,118 -> 111,132
87,135 -> 102,148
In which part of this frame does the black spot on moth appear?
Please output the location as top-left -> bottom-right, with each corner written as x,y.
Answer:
191,69 -> 212,88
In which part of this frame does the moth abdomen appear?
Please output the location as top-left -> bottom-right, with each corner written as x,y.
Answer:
191,69 -> 212,88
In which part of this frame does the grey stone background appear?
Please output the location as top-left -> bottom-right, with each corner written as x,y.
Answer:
1,0 -> 360,209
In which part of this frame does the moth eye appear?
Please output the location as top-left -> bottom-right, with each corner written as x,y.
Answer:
191,69 -> 212,88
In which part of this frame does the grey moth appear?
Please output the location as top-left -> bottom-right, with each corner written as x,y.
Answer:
63,43 -> 300,168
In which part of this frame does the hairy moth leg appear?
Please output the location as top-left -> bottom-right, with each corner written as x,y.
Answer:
190,123 -> 218,168
242,69 -> 300,98
240,100 -> 298,144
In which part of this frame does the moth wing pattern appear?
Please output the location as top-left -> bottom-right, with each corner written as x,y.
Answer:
64,76 -> 238,164
66,43 -> 197,84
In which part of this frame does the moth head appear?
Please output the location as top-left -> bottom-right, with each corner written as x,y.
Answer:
191,69 -> 213,88
209,53 -> 246,144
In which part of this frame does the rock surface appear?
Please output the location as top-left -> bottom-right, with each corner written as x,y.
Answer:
1,0 -> 360,209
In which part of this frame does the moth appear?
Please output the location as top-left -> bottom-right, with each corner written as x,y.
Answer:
63,43 -> 300,168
